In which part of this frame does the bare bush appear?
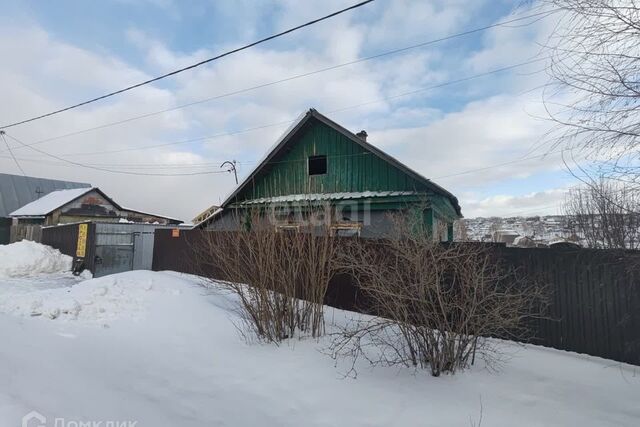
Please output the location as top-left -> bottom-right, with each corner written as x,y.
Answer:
331,215 -> 547,377
193,207 -> 339,343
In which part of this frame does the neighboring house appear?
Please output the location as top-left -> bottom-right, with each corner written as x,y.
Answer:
197,109 -> 462,239
10,187 -> 182,242
0,173 -> 90,244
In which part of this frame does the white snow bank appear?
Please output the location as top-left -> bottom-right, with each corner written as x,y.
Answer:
0,241 -> 72,278
0,270 -> 181,323
0,270 -> 638,427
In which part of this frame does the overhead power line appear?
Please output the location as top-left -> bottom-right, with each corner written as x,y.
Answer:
0,8 -> 556,155
0,56 -> 549,177
0,131 -> 26,176
2,133 -> 232,177
0,0 -> 375,130
0,130 -> 574,181
55,57 -> 546,157
433,148 -> 568,180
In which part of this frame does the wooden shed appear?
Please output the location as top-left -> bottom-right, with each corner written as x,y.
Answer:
198,109 -> 461,239
10,187 -> 182,242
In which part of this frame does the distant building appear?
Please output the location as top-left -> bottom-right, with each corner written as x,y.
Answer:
513,235 -> 536,248
9,187 -> 181,242
197,109 -> 462,239
548,237 -> 582,249
492,229 -> 520,245
0,173 -> 90,244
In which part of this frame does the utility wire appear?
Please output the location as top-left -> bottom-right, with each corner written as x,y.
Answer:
0,57 -> 549,176
0,8 -> 555,154
2,133 -> 232,177
0,0 -> 375,130
433,148 -> 568,180
49,58 -> 547,158
0,131 -> 26,176
0,138 -> 575,181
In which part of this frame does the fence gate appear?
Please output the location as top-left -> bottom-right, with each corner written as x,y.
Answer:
94,228 -> 135,277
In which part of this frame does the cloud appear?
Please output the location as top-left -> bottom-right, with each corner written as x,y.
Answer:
365,0 -> 489,47
368,93 -> 558,188
462,188 -> 568,217
0,1 -> 570,220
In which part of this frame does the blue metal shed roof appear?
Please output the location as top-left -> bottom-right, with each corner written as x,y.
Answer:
0,173 -> 91,217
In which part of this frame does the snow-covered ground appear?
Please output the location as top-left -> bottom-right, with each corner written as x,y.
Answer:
0,244 -> 638,426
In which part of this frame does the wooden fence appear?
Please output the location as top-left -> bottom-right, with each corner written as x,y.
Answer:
152,229 -> 640,366
10,224 -> 43,243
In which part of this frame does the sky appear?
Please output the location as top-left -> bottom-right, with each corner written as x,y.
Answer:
0,0 -> 576,221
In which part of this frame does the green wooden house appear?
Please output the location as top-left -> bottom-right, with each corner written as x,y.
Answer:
197,109 -> 462,240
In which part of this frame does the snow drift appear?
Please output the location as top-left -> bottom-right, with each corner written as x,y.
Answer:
0,271 -> 181,322
0,241 -> 71,278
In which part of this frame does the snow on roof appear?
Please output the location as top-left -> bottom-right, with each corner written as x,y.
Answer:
236,191 -> 419,205
10,187 -> 94,217
0,173 -> 90,217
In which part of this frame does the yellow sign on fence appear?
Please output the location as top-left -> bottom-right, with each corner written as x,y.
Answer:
76,223 -> 88,258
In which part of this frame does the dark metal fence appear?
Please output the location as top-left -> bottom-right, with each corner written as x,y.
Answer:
0,217 -> 11,245
42,222 -> 97,273
496,246 -> 640,366
152,229 -> 640,366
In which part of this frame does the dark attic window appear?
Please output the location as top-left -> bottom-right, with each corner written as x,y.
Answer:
308,155 -> 327,176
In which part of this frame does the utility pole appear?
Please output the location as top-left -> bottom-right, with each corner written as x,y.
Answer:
221,160 -> 238,184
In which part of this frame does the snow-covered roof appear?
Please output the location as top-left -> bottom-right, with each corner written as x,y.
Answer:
236,191 -> 419,205
10,187 -> 95,217
0,173 -> 90,217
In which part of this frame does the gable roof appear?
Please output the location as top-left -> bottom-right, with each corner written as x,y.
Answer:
10,187 -> 114,217
10,187 -> 182,223
0,173 -> 90,217
199,109 -> 462,226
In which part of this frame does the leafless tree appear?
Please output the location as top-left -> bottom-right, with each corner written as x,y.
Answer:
543,1 -> 640,239
564,176 -> 640,248
544,1 -> 640,158
330,215 -> 548,377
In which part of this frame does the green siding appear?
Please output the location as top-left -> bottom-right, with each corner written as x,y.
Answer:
236,120 -> 427,200
230,118 -> 460,225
